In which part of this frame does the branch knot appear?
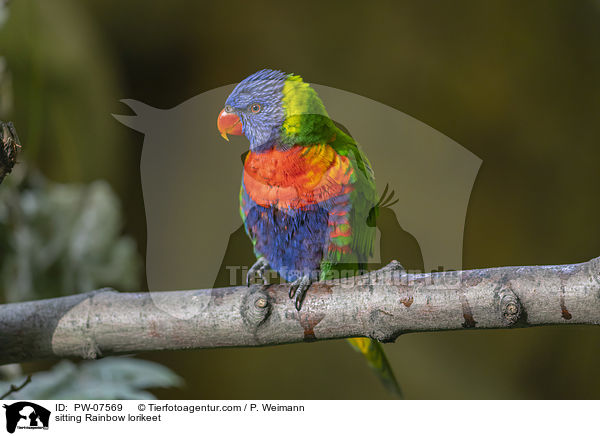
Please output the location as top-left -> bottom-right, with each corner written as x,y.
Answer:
496,287 -> 521,326
241,286 -> 271,329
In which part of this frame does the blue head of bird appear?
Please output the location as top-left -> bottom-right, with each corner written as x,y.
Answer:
217,69 -> 289,151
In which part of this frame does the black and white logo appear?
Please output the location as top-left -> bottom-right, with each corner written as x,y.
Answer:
3,402 -> 50,433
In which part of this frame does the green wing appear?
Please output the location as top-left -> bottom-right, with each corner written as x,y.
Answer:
320,126 -> 377,275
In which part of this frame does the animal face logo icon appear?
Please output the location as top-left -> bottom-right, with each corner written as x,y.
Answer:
3,402 -> 50,433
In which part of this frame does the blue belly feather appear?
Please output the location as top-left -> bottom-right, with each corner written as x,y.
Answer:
242,187 -> 329,282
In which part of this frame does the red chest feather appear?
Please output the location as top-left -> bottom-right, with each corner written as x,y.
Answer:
243,145 -> 353,209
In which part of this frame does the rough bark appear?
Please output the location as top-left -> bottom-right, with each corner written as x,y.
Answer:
0,121 -> 20,185
1,257 -> 599,365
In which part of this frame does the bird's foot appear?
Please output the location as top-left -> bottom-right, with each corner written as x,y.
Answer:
247,257 -> 270,286
289,274 -> 313,311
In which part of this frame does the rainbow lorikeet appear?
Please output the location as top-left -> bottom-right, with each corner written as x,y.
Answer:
217,69 -> 401,396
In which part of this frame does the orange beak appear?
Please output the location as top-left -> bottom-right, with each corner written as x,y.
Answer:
217,108 -> 243,141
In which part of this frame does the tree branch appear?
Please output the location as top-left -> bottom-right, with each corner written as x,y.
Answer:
0,375 -> 31,400
0,121 -> 20,185
1,257 -> 599,365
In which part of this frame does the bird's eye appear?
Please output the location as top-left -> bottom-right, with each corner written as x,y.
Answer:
250,103 -> 261,114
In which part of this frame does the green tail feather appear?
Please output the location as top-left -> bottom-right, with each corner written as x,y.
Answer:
346,337 -> 403,398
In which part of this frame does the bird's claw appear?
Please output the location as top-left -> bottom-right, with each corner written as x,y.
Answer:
289,275 -> 312,311
247,258 -> 270,286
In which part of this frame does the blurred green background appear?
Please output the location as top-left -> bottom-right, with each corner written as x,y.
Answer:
1,0 -> 599,399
